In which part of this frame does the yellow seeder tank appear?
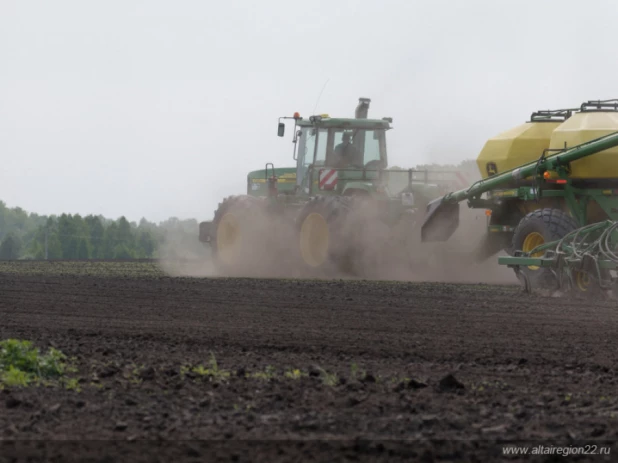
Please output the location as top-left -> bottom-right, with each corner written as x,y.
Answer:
476,110 -> 571,180
549,100 -> 618,179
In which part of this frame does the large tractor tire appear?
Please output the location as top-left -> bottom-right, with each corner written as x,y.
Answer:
296,196 -> 355,276
210,195 -> 269,274
511,208 -> 578,289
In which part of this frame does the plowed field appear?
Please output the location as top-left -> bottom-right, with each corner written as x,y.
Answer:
1,261 -> 617,462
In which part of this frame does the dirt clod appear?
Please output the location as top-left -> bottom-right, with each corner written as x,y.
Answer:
100,365 -> 120,378
115,422 -> 128,431
48,403 -> 61,413
408,379 -> 428,389
438,374 -> 465,391
138,366 -> 156,381
5,397 -> 21,409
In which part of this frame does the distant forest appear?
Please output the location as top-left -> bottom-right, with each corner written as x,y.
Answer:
0,201 -> 207,260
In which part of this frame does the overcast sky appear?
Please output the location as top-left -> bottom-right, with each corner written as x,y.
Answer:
1,0 -> 617,223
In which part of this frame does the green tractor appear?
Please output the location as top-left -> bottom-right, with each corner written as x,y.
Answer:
199,98 -> 459,277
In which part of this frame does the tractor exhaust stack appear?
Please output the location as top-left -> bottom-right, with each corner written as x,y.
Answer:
355,98 -> 371,119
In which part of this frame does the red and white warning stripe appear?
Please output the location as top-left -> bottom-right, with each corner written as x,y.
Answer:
319,169 -> 338,190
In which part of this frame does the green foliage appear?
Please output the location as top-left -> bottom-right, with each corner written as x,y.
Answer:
0,199 -> 208,261
124,364 -> 145,385
137,231 -> 156,258
113,244 -> 135,259
182,353 -> 231,382
85,215 -> 105,257
0,233 -> 22,259
0,339 -> 76,388
284,368 -> 306,380
251,365 -> 277,381
350,362 -> 367,381
116,217 -> 133,245
1,366 -> 31,387
316,367 -> 339,387
63,377 -> 81,392
0,202 -> 46,245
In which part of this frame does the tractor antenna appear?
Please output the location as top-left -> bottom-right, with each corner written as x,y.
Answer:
312,78 -> 330,114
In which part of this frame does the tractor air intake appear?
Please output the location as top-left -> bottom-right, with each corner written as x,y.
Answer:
355,98 -> 371,119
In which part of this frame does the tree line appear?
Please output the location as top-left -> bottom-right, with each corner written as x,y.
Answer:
0,201 -> 206,260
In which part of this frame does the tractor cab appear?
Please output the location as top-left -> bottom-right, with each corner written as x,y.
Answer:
276,97 -> 396,198
275,98 -> 452,206
293,115 -> 391,196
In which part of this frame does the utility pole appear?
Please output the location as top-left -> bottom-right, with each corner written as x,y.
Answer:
44,227 -> 48,260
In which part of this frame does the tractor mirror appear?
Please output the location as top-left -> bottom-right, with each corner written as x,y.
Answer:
277,122 -> 285,137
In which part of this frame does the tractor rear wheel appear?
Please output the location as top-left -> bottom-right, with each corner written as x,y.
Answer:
211,195 -> 268,274
297,196 -> 354,275
511,208 -> 578,289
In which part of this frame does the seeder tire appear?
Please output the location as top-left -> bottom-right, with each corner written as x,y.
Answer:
511,208 -> 578,289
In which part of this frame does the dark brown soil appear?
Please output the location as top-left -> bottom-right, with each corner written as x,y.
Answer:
1,262 -> 617,462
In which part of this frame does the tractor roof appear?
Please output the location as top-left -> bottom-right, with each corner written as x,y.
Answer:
297,116 -> 391,130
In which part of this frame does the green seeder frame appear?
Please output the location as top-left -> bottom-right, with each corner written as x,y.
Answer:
498,221 -> 618,293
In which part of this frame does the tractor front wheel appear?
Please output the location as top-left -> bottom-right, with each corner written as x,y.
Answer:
511,208 -> 578,289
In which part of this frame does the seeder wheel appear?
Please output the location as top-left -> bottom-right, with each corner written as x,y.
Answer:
570,267 -> 614,299
511,208 -> 578,291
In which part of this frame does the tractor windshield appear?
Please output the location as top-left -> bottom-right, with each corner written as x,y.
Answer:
332,129 -> 384,168
306,127 -> 386,169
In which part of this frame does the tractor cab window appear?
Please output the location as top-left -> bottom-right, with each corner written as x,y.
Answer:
328,130 -> 363,168
305,127 -> 386,169
363,130 -> 384,167
313,128 -> 329,167
324,129 -> 385,168
300,128 -> 318,166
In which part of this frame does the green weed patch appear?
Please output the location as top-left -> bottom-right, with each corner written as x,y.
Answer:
0,339 -> 77,389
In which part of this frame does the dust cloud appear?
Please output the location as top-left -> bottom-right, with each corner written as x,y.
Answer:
422,206 -> 517,285
155,227 -> 215,278
333,193 -> 516,285
157,201 -> 310,280
156,188 -> 517,286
